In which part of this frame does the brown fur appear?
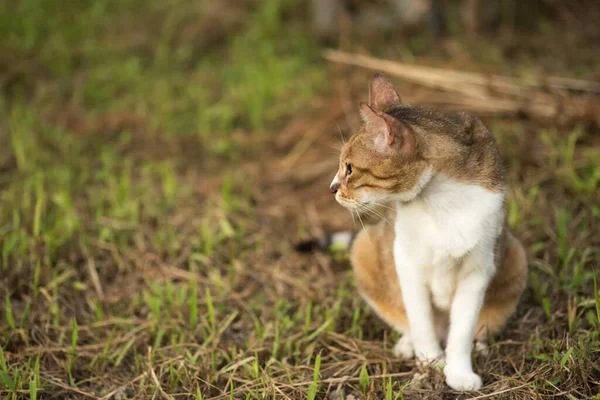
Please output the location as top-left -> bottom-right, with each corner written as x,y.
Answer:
332,75 -> 505,208
393,107 -> 505,191
350,216 -> 528,344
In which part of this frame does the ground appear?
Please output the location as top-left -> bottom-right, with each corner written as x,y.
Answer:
1,0 -> 600,399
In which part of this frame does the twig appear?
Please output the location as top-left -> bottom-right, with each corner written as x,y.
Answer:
148,346 -> 175,400
465,383 -> 530,399
288,371 -> 413,387
42,375 -> 99,398
323,49 -> 600,94
98,372 -> 148,400
21,322 -> 150,356
208,371 -> 413,400
87,257 -> 104,298
323,49 -> 600,126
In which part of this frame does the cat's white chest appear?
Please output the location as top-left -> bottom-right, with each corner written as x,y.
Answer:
428,257 -> 459,310
419,213 -> 466,311
393,175 -> 504,311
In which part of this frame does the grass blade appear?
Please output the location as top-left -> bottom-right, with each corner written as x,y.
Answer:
71,318 -> 78,353
312,353 -> 321,383
307,383 -> 317,400
30,377 -> 38,400
594,274 -> 600,325
359,364 -> 369,393
190,280 -> 198,330
5,294 -> 15,330
205,287 -> 216,330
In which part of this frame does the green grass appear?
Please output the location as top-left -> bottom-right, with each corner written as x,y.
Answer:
1,0 -> 600,399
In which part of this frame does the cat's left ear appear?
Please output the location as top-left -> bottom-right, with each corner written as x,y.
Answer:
369,73 -> 402,111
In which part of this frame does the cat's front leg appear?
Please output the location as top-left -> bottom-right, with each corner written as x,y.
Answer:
444,250 -> 494,391
394,244 -> 443,364
399,279 -> 443,364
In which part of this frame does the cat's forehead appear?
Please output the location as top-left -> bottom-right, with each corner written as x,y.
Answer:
340,131 -> 362,159
341,129 -> 377,162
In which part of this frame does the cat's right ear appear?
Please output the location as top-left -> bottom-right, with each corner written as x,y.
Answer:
369,73 -> 402,111
360,102 -> 415,155
360,102 -> 392,147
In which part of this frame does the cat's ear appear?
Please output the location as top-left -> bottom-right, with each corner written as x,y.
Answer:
368,73 -> 402,111
360,102 -> 415,154
360,102 -> 392,146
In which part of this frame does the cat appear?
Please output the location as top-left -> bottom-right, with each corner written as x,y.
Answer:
297,73 -> 527,391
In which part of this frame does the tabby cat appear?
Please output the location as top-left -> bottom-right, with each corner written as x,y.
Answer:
299,73 -> 527,391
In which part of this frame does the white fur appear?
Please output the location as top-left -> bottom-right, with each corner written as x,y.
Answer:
330,165 -> 502,391
392,173 -> 504,391
394,167 -> 433,202
393,335 -> 415,359
474,340 -> 489,357
330,174 -> 340,188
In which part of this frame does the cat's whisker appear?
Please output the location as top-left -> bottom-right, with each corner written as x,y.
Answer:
359,208 -> 382,225
355,209 -> 371,246
356,203 -> 375,217
328,145 -> 342,154
351,204 -> 370,218
366,207 -> 392,227
336,122 -> 346,145
355,202 -> 381,217
359,203 -> 392,227
366,203 -> 396,226
353,202 -> 390,229
371,201 -> 397,212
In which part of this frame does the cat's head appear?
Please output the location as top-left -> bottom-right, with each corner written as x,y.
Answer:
330,73 -> 431,210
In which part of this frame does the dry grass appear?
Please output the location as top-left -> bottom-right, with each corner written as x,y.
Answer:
1,0 -> 599,399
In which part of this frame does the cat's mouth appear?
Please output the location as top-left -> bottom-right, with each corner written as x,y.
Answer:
336,194 -> 375,212
335,194 -> 359,210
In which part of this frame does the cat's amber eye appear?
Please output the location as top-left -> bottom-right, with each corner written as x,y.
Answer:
346,163 -> 352,176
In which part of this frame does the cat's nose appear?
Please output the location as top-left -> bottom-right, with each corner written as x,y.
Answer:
330,182 -> 339,194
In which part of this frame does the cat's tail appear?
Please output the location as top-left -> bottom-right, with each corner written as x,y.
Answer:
294,230 -> 356,253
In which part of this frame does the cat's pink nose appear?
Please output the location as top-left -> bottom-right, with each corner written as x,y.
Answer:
330,182 -> 339,194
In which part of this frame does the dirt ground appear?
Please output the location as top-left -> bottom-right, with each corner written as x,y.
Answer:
1,1 -> 599,399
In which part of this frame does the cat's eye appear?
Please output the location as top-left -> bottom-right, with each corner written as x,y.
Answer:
346,163 -> 352,176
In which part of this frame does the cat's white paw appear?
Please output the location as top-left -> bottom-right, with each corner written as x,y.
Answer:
392,336 -> 414,359
444,365 -> 482,391
474,341 -> 489,357
415,348 -> 445,368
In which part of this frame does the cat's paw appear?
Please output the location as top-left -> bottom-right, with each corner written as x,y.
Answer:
474,341 -> 489,357
415,348 -> 445,368
392,336 -> 414,359
444,366 -> 482,391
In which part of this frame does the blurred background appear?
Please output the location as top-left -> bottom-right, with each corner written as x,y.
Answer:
1,0 -> 599,399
